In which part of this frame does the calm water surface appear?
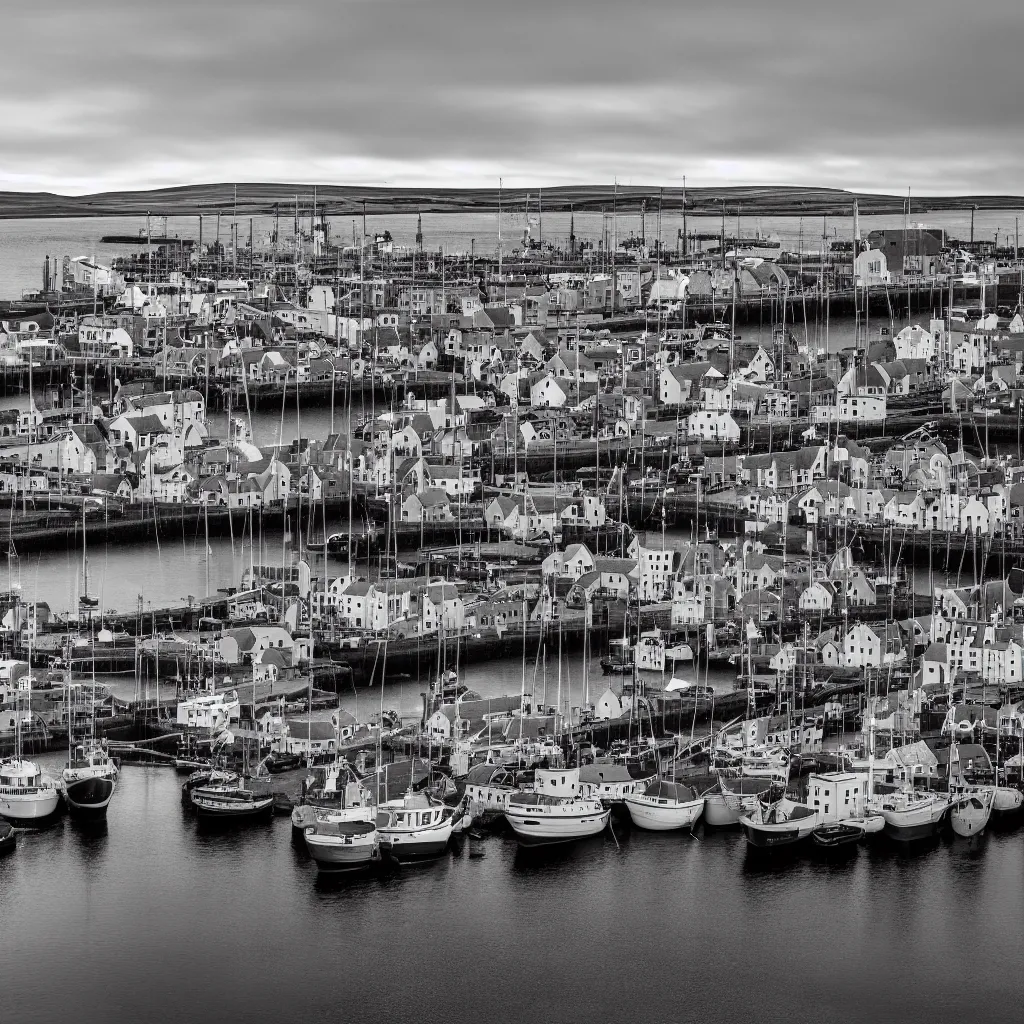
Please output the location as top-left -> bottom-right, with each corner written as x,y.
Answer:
1,755 -> 1021,1024
0,209 -> 1017,296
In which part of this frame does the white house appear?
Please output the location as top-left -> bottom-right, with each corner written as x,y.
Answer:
686,409 -> 740,443
176,689 -> 240,731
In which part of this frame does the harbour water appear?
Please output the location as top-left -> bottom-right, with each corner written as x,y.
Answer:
3,212 -> 1020,1024
0,208 -> 1017,298
2,755 -> 1022,1024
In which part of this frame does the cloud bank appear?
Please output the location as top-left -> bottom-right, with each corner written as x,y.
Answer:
3,0 -> 1020,194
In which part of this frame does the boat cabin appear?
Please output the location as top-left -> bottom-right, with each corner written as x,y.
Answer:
0,759 -> 41,790
384,807 -> 443,829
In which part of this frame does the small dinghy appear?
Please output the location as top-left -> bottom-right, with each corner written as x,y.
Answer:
0,820 -> 16,855
811,822 -> 864,849
272,792 -> 295,816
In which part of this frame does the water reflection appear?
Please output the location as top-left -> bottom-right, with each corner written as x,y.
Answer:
509,833 -> 614,876
68,816 -> 110,850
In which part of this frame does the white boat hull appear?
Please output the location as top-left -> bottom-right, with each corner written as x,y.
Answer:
378,820 -> 454,861
878,799 -> 947,841
845,814 -> 885,834
740,814 -> 818,848
0,788 -> 61,822
993,787 -> 1023,814
625,795 -> 703,831
951,794 -> 993,838
304,829 -> 379,872
704,791 -> 760,827
505,806 -> 610,846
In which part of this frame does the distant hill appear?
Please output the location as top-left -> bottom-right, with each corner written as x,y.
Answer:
1,183 -> 1021,219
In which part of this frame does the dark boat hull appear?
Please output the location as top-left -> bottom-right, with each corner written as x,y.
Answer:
194,797 -> 274,821
64,775 -> 116,816
882,821 -> 937,842
379,837 -> 451,862
0,822 -> 16,854
742,824 -> 804,848
811,824 -> 863,849
600,660 -> 633,676
266,755 -> 302,775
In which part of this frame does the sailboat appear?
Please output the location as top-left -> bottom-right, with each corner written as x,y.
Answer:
61,744 -> 119,816
78,502 -> 98,611
624,652 -> 706,831
702,773 -> 775,827
874,787 -> 948,841
0,758 -> 61,822
947,741 -> 994,838
950,789 -> 993,838
61,639 -> 118,816
0,632 -> 60,823
740,793 -> 819,848
624,778 -> 704,831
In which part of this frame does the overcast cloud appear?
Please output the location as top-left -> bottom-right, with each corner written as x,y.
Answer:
2,0 -> 1021,194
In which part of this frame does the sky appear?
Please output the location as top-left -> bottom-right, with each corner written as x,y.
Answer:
3,0 -> 1022,196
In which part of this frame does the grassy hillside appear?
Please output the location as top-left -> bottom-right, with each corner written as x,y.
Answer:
1,183 -> 1021,219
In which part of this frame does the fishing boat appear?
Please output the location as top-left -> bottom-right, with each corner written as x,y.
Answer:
303,773 -> 380,872
950,789 -> 994,838
715,709 -> 824,761
0,644 -> 61,822
304,816 -> 380,873
190,777 -> 273,820
805,771 -> 884,836
632,629 -> 666,673
734,747 -> 791,780
874,788 -> 948,841
61,743 -> 119,816
600,637 -> 634,675
181,767 -> 238,804
740,795 -> 818,849
375,792 -> 456,861
504,767 -> 610,846
293,761 -> 375,832
624,779 -> 704,831
0,758 -> 61,823
0,820 -> 15,854
462,762 -> 523,819
433,669 -> 469,702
